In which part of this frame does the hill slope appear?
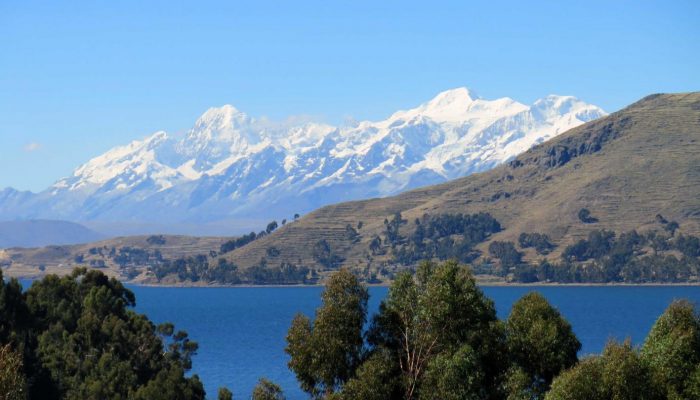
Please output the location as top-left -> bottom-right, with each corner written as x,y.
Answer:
226,92 -> 700,276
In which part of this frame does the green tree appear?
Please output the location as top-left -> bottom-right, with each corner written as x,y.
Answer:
546,341 -> 662,400
368,261 -> 506,400
312,240 -> 343,269
543,358 -> 601,400
336,350 -> 401,400
266,221 -> 279,234
22,268 -> 204,400
420,344 -> 484,400
641,300 -> 700,398
217,387 -> 233,400
505,292 -> 580,398
251,378 -> 285,400
286,269 -> 368,397
0,344 -> 26,400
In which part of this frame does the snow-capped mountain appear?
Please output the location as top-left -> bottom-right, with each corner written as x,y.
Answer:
2,88 -> 606,229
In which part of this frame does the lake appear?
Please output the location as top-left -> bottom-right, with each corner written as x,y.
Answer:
126,285 -> 700,399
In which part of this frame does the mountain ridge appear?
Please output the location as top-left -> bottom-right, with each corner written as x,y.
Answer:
1,88 -> 605,231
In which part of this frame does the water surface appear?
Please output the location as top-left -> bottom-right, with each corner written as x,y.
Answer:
127,285 -> 700,399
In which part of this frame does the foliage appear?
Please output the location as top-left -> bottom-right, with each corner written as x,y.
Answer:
518,233 -> 555,255
149,257 -> 310,285
0,344 -> 26,400
384,212 -> 407,246
0,268 -> 204,400
217,387 -> 233,400
344,224 -> 360,243
488,241 -> 523,275
312,240 -> 344,269
251,378 -> 285,400
286,269 -> 368,397
505,293 -> 580,398
367,260 -> 506,400
392,213 -> 502,265
577,208 -> 598,223
266,221 -> 279,234
515,228 -> 700,284
641,300 -> 700,399
336,349 -> 401,400
220,232 -> 258,254
546,341 -> 662,400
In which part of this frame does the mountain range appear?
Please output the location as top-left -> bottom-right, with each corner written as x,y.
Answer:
0,88 -> 605,235
3,92 -> 698,284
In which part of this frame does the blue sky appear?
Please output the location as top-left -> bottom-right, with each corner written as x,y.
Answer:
1,0 -> 698,191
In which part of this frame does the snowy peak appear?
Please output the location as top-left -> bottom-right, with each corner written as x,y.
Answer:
193,105 -> 252,133
425,87 -> 478,109
55,131 -> 172,191
531,95 -> 605,122
392,87 -> 528,125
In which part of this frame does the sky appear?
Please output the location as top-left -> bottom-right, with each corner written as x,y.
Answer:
1,0 -> 698,192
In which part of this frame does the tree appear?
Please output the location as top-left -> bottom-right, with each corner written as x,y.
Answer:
345,224 -> 360,243
266,221 -> 279,234
489,241 -> 522,274
641,300 -> 700,398
13,268 -> 205,400
420,344 -> 484,400
294,213 -> 300,220
665,220 -> 680,235
251,378 -> 285,400
337,350 -> 401,400
0,344 -> 26,400
286,269 -> 368,397
368,261 -> 506,400
369,235 -> 383,255
578,208 -> 598,223
312,240 -> 343,269
383,212 -> 406,246
217,387 -> 233,400
546,341 -> 662,400
506,292 -> 580,398
543,358 -> 601,400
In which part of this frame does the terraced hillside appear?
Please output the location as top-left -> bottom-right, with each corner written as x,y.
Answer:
225,92 -> 700,278
1,235 -> 229,281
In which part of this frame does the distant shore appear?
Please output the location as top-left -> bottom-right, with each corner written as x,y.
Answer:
7,270 -> 700,288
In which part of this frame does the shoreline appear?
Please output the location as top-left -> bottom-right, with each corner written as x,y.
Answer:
8,271 -> 700,288
126,281 -> 700,288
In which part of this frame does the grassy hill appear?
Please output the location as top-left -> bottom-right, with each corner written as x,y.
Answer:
224,92 -> 700,280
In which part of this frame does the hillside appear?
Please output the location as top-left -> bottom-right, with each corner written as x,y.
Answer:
224,92 -> 700,280
0,220 -> 105,248
0,234 -> 230,281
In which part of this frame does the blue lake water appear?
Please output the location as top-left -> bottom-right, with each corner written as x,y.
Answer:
124,285 -> 700,399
